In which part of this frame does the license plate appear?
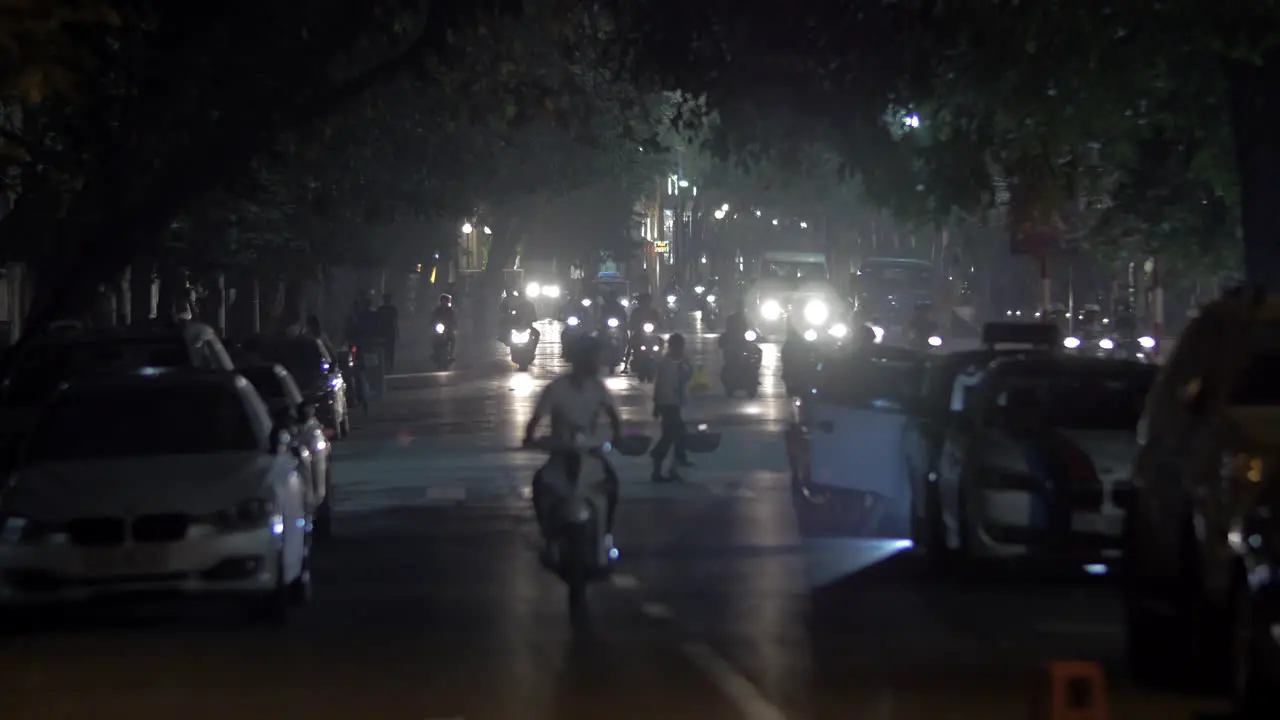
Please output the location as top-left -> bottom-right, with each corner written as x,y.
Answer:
1071,513 -> 1122,535
80,546 -> 171,576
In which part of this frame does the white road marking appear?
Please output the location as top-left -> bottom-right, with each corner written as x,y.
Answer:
610,573 -> 640,589
640,602 -> 672,619
681,642 -> 789,720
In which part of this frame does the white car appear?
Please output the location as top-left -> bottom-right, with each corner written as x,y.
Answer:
0,369 -> 312,619
933,355 -> 1156,566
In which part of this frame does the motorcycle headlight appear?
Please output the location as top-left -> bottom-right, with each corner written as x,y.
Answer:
543,285 -> 561,298
706,294 -> 716,304
803,300 -> 829,325
694,285 -> 706,294
581,298 -> 592,307
525,282 -> 541,298
619,297 -> 629,307
828,323 -> 848,338
1063,336 -> 1081,349
511,330 -> 531,344
567,316 -> 580,327
744,329 -> 758,342
607,317 -> 620,328
760,300 -> 782,320
667,294 -> 678,304
434,323 -> 446,333
1138,335 -> 1156,349
928,335 -> 943,347
803,328 -> 819,342
208,498 -> 278,532
642,322 -> 655,333
1098,338 -> 1115,350
870,325 -> 885,343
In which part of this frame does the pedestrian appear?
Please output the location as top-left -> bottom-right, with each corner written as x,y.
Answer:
650,332 -> 695,482
376,292 -> 400,371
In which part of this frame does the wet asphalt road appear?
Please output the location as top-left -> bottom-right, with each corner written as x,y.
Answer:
0,316 -> 1229,719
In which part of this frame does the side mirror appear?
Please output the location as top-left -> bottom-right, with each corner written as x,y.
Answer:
297,402 -> 317,421
271,427 -> 292,454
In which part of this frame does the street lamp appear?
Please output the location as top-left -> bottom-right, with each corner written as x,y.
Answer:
461,222 -> 473,234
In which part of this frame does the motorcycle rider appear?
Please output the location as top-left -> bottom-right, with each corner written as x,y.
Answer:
430,293 -> 458,359
523,336 -> 623,554
623,293 -> 662,372
504,288 -> 541,346
600,290 -> 627,328
718,299 -> 750,354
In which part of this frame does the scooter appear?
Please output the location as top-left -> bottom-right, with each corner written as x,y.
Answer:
720,328 -> 764,397
630,322 -> 663,382
510,325 -> 538,371
430,323 -> 454,369
524,431 -> 651,624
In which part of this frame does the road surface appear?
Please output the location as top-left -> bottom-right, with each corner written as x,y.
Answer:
0,317 -> 1229,719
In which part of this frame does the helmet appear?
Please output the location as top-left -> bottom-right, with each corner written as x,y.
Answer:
439,293 -> 452,305
568,335 -> 602,372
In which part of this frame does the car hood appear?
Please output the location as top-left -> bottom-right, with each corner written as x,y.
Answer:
2,452 -> 289,520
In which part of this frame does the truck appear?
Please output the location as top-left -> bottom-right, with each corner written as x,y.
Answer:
747,250 -> 844,337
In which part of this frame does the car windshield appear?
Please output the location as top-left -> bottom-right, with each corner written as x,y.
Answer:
23,385 -> 260,463
240,367 -> 289,401
247,341 -> 326,390
817,355 -> 924,410
988,367 -> 1154,431
761,261 -> 827,284
4,339 -> 190,405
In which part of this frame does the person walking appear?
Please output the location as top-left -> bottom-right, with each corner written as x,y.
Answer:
650,332 -> 695,482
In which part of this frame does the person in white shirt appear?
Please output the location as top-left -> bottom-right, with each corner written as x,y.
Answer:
524,336 -> 623,536
650,332 -> 694,482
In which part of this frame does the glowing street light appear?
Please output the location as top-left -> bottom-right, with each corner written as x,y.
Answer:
799,221 -> 808,229
461,222 -> 474,234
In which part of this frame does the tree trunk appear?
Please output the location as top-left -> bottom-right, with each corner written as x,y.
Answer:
1226,50 -> 1280,287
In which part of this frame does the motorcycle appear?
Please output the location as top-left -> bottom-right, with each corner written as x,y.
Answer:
692,284 -> 720,325
525,431 -> 651,623
720,329 -> 763,398
600,317 -> 628,372
430,323 -> 454,369
510,325 -> 538,371
630,322 -> 664,382
663,292 -> 680,320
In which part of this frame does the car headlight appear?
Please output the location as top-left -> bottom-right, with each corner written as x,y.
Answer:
870,325 -> 885,343
566,316 -> 580,327
760,300 -> 782,320
607,317 -> 620,328
1098,338 -> 1115,350
744,329 -> 758,342
828,323 -> 848,338
803,328 -> 819,342
434,323 -> 446,333
526,282 -> 541,298
543,285 -> 561,298
1063,336 -> 1081,349
511,330 -> 531,344
619,297 -> 629,307
928,335 -> 943,347
803,300 -> 829,325
642,322 -> 655,333
208,498 -> 277,532
1138,335 -> 1156,349
667,294 -> 678,304
706,294 -> 716,303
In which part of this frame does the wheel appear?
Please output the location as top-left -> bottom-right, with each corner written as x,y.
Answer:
249,553 -> 291,624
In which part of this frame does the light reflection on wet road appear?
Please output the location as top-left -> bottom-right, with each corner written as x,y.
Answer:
0,316 -> 1227,719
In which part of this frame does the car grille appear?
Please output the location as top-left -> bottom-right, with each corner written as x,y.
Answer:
66,518 -> 127,547
132,514 -> 190,543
